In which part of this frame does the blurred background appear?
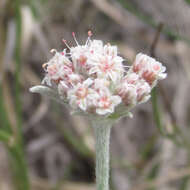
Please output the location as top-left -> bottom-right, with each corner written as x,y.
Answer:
1,0 -> 190,190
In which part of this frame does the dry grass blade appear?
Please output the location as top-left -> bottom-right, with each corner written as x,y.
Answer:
90,0 -> 130,30
25,100 -> 49,130
31,178 -> 95,190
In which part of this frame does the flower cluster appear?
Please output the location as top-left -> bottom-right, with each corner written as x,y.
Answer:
41,32 -> 167,116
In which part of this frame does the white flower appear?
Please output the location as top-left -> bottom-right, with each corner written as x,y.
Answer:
117,82 -> 137,107
136,80 -> 151,103
93,78 -> 110,90
58,81 -> 69,98
89,40 -> 104,54
95,88 -> 121,115
103,44 -> 118,57
58,73 -> 82,98
70,45 -> 89,70
122,72 -> 139,85
89,55 -> 124,82
42,51 -> 72,86
132,53 -> 167,86
67,78 -> 97,111
117,72 -> 151,106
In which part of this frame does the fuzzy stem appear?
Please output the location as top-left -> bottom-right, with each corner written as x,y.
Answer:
92,120 -> 112,190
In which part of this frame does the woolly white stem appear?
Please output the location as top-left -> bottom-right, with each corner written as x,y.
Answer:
92,119 -> 112,190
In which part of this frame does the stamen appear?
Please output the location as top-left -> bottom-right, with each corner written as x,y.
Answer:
72,32 -> 79,46
62,39 -> 71,50
50,49 -> 57,54
42,63 -> 48,71
88,30 -> 92,37
123,65 -> 131,68
42,63 -> 47,68
86,30 -> 93,46
63,49 -> 71,55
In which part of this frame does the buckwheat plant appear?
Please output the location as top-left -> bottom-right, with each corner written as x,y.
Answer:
30,31 -> 167,190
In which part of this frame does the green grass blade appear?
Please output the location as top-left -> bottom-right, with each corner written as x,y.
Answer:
0,130 -> 12,143
15,0 -> 23,137
151,88 -> 165,135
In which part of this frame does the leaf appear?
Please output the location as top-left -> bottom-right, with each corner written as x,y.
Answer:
108,111 -> 133,120
30,85 -> 67,105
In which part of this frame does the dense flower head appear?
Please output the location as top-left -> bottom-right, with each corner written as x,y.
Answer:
40,31 -> 167,116
131,53 -> 167,87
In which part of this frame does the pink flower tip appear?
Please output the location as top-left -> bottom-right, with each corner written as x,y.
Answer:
72,32 -> 75,37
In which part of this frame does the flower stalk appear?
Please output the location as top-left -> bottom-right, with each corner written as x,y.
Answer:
91,119 -> 113,190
